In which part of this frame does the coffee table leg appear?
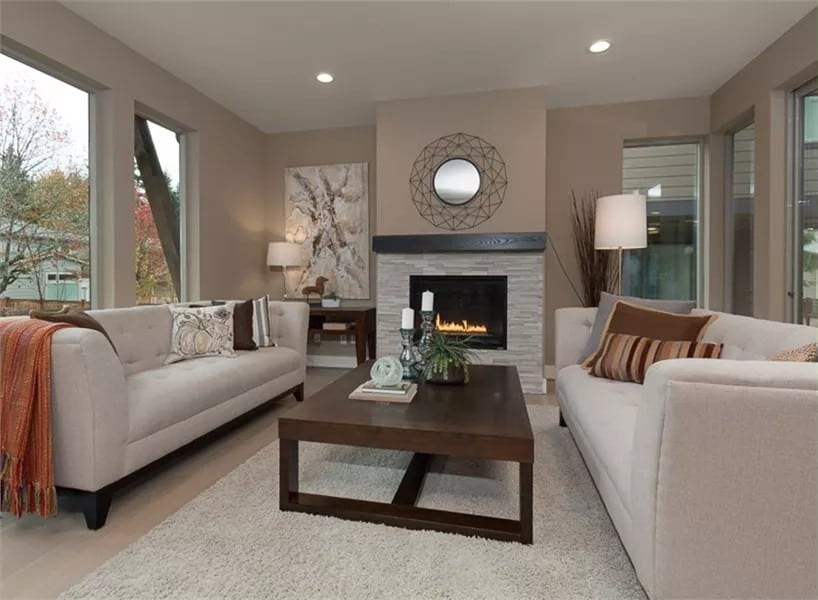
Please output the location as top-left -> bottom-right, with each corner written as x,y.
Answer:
280,438 -> 299,507
520,462 -> 533,544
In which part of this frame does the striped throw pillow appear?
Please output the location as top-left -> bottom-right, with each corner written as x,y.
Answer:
589,332 -> 722,383
252,295 -> 274,347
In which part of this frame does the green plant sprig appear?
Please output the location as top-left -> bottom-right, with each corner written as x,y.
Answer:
420,332 -> 478,380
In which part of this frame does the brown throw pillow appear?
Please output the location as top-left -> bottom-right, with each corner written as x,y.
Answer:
582,300 -> 717,369
589,332 -> 723,383
770,343 -> 818,362
30,307 -> 118,355
232,299 -> 258,351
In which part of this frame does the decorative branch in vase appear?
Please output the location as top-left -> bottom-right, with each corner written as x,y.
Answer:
570,190 -> 619,307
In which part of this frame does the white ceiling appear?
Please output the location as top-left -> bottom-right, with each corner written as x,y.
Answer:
64,1 -> 814,133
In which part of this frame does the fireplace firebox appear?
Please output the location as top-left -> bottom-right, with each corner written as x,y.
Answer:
409,275 -> 507,350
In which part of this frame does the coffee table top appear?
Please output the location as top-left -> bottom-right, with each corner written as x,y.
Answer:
279,362 -> 533,462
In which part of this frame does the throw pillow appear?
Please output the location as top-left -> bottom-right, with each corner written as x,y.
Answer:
582,300 -> 717,369
589,332 -> 723,383
770,343 -> 818,362
579,292 -> 696,363
30,306 -> 118,355
232,299 -> 258,351
165,305 -> 236,364
252,295 -> 275,347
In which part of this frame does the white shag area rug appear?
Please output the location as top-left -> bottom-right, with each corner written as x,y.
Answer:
61,406 -> 646,600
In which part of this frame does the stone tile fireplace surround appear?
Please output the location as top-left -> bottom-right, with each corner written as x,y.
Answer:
374,233 -> 545,393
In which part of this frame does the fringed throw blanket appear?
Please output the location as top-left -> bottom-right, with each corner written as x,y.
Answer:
0,318 -> 72,517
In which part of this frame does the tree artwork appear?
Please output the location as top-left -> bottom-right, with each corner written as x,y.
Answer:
0,79 -> 89,299
284,163 -> 369,299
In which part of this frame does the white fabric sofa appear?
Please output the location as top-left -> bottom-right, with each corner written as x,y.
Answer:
38,300 -> 308,529
555,308 -> 817,600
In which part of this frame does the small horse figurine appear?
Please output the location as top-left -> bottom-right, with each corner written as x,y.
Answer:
302,276 -> 328,303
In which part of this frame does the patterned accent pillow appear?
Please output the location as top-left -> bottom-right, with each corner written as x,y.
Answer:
588,332 -> 723,384
252,295 -> 275,347
165,305 -> 236,364
770,343 -> 818,362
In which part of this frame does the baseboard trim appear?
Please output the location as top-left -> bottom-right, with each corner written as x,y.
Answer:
307,355 -> 358,369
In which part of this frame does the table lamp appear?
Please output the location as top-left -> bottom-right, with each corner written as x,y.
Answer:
594,194 -> 647,295
267,242 -> 302,299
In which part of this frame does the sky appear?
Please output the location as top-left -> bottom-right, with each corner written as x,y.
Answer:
0,53 -> 180,186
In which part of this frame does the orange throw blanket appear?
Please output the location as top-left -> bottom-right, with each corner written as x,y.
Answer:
0,318 -> 72,517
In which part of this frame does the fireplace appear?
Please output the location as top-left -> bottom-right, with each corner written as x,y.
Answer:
409,275 -> 507,350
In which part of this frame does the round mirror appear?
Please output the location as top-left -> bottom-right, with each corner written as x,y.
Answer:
433,158 -> 481,205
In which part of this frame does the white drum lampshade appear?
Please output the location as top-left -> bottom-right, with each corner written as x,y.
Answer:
594,194 -> 647,250
594,194 -> 647,295
267,242 -> 302,267
267,242 -> 302,299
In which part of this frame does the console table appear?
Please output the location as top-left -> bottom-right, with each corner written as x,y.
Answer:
308,306 -> 376,365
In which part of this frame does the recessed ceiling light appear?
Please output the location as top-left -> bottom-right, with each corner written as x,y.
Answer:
316,72 -> 334,83
588,40 -> 611,54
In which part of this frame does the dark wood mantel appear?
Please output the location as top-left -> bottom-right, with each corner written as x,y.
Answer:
372,232 -> 547,254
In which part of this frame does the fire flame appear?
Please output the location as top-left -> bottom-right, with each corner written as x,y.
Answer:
435,314 -> 488,334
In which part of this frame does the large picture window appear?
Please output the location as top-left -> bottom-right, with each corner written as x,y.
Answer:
134,116 -> 181,305
792,80 -> 818,326
0,54 -> 91,315
622,142 -> 701,302
726,123 -> 755,316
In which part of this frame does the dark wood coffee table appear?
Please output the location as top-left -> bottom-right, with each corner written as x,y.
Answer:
278,362 -> 534,543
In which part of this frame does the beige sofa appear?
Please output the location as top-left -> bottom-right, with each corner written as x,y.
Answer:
36,300 -> 308,529
555,308 -> 817,600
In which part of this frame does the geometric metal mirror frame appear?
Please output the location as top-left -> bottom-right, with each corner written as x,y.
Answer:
409,132 -> 508,231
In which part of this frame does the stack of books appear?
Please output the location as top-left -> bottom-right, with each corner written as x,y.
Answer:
322,322 -> 354,331
349,379 -> 417,403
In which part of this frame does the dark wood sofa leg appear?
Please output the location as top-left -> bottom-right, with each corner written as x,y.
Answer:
558,410 -> 567,428
80,489 -> 113,530
294,382 -> 305,402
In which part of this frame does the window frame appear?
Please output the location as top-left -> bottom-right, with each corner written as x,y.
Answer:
789,78 -> 818,323
622,137 -> 706,305
724,120 -> 755,315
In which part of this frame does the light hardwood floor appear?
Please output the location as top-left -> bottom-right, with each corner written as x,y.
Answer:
0,368 -> 553,599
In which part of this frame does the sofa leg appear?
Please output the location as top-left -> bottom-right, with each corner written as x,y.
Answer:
80,489 -> 113,530
294,383 -> 305,402
558,410 -> 567,428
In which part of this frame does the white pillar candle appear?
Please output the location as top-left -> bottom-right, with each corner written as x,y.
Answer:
421,290 -> 434,312
401,307 -> 414,329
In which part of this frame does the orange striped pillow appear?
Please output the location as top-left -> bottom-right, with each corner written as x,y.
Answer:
589,332 -> 722,383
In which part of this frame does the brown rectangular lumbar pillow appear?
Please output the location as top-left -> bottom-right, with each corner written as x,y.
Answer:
588,332 -> 723,383
582,300 -> 717,369
232,299 -> 258,351
30,307 -> 118,354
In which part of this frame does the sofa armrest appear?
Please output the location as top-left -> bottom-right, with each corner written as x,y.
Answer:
50,328 -> 129,492
268,301 -> 309,362
630,359 -> 818,600
554,307 -> 596,372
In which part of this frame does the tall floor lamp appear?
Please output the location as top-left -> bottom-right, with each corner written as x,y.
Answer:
267,242 -> 302,299
594,194 -> 647,295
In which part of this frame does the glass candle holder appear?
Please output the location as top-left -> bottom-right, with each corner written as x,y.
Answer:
399,328 -> 420,380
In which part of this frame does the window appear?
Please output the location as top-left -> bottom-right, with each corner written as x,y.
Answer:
726,123 -> 755,316
622,142 -> 702,301
792,80 -> 818,326
0,53 -> 91,313
133,117 -> 181,305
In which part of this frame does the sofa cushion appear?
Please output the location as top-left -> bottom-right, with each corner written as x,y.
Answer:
557,365 -> 640,508
127,346 -> 301,442
91,306 -> 172,376
698,311 -> 818,360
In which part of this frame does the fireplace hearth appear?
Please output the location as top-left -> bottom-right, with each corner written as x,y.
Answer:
409,275 -> 507,350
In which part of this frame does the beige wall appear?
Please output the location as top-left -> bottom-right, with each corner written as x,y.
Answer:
1,1 -> 269,305
710,8 -> 818,321
265,125 -> 377,300
544,98 -> 711,364
376,87 -> 547,235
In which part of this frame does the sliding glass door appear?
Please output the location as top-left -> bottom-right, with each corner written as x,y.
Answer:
792,80 -> 818,325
